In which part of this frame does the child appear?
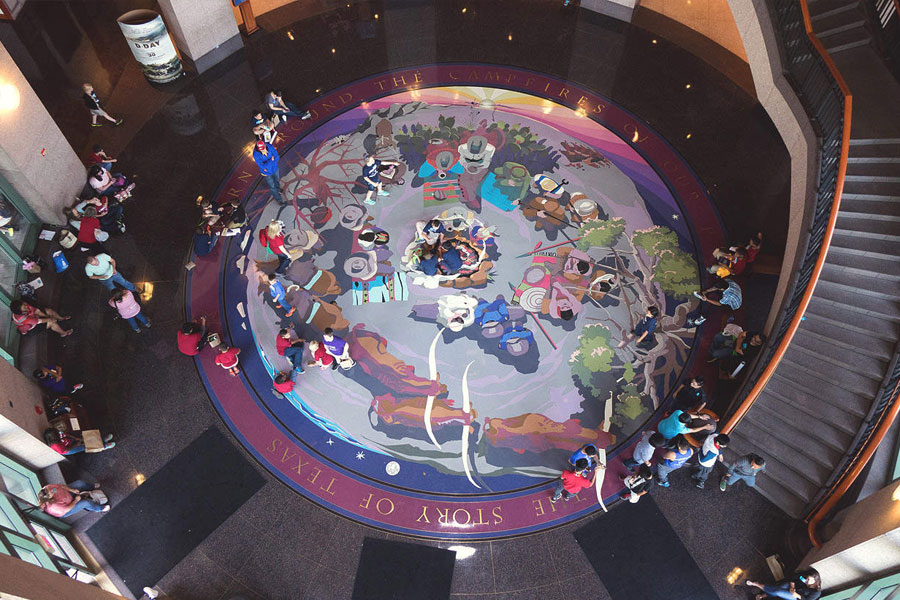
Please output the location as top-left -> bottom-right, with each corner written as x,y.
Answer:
694,433 -> 728,489
267,273 -> 296,316
87,145 -> 117,170
82,83 -> 123,128
215,345 -> 241,377
109,288 -> 150,333
622,464 -> 654,503
306,340 -> 336,370
276,328 -> 296,356
568,443 -> 600,472
273,371 -> 294,395
550,458 -> 595,503
362,155 -> 400,205
33,365 -> 83,395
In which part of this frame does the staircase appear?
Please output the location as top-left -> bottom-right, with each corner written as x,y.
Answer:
726,139 -> 900,518
808,0 -> 873,53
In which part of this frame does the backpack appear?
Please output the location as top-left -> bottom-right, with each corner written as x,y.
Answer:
258,229 -> 273,255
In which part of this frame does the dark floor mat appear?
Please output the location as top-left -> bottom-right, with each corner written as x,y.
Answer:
86,428 -> 265,596
574,497 -> 718,600
352,537 -> 455,600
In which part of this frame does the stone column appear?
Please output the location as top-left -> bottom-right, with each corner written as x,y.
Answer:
156,0 -> 244,75
0,42 -> 85,225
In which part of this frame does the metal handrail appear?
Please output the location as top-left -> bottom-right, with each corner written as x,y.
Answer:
721,0 -> 852,437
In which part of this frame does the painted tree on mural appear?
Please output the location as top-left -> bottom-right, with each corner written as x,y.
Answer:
570,218 -> 700,410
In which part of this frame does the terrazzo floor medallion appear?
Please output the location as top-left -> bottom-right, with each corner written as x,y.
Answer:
189,65 -> 724,539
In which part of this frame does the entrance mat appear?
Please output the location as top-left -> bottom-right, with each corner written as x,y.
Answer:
86,428 -> 265,596
574,497 -> 717,600
352,537 -> 455,600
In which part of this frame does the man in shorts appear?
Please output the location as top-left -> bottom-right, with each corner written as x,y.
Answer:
82,83 -> 123,128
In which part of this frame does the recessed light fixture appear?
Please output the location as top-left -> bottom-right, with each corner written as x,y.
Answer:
652,39 -> 658,44
508,34 -> 513,41
287,31 -> 294,41
0,83 -> 20,111
685,83 -> 692,89
135,473 -> 146,486
374,13 -> 379,19
686,133 -> 692,139
331,48 -> 336,54
462,7 -> 467,13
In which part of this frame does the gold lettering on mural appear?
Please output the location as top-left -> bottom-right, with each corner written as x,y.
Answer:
524,77 -> 536,88
307,466 -> 321,484
449,71 -> 460,81
533,499 -> 545,517
376,498 -> 395,516
280,448 -> 296,463
492,506 -> 503,524
322,101 -> 336,112
307,109 -> 320,121
392,75 -> 406,88
543,81 -> 553,93
468,70 -> 480,81
624,123 -> 647,143
484,71 -> 502,82
237,170 -> 254,182
338,92 -> 354,105
373,80 -> 388,92
320,478 -> 337,496
294,456 -> 308,475
452,508 -> 471,526
558,88 -> 570,100
226,188 -> 243,198
413,71 -> 423,83
436,507 -> 450,525
416,506 -> 430,523
593,102 -> 606,115
289,120 -> 303,132
267,439 -> 282,453
360,493 -> 374,510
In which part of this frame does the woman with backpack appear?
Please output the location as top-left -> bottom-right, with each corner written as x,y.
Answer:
259,220 -> 291,273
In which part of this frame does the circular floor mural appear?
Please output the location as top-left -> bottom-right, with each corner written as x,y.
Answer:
189,65 -> 724,539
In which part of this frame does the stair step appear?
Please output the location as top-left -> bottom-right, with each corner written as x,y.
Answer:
782,351 -> 881,397
818,19 -> 867,37
826,247 -> 900,278
846,161 -> 900,178
808,0 -> 863,16
849,138 -> 900,145
814,280 -> 900,319
847,141 -> 900,157
847,157 -> 900,164
772,364 -> 873,416
742,409 -> 845,474
830,230 -> 900,258
752,471 -> 810,519
812,9 -> 868,35
805,296 -> 900,335
725,434 -> 820,503
835,214 -> 900,237
842,179 -> 900,196
810,2 -> 860,20
787,336 -> 886,381
755,390 -> 856,452
819,263 -> 900,296
798,314 -> 896,359
839,197 -> 900,218
845,175 -> 900,184
820,26 -> 871,52
765,376 -> 864,435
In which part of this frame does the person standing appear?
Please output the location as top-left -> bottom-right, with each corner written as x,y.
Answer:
252,140 -> 283,203
656,436 -> 693,488
618,306 -> 659,350
673,376 -> 707,412
550,458 -> 595,503
38,482 -> 109,517
267,274 -> 296,317
259,220 -> 291,273
693,433 -> 729,489
109,288 -> 150,333
657,409 -> 714,442
623,431 -> 665,471
721,453 -> 766,491
622,464 -> 654,504
215,345 -> 241,377
82,83 -> 122,128
85,253 -> 137,292
362,155 -> 400,205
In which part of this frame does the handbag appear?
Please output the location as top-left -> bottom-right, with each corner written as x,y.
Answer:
59,229 -> 77,249
95,228 -> 110,242
87,489 -> 108,504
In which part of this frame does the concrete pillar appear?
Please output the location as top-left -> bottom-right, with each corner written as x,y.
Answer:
156,0 -> 243,75
0,358 -> 61,470
0,42 -> 85,225
801,482 -> 900,591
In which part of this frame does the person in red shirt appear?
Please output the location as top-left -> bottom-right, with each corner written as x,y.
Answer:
215,345 -> 241,376
38,481 -> 109,518
745,232 -> 762,264
550,458 -> 596,503
273,371 -> 294,395
306,340 -> 336,370
177,316 -> 207,356
259,220 -> 291,274
76,206 -> 107,253
276,327 -> 295,356
11,300 -> 72,337
43,428 -> 115,455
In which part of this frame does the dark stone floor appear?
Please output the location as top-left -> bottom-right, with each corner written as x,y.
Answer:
0,1 -> 796,598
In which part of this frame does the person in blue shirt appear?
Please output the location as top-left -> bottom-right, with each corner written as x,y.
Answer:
695,278 -> 742,310
656,435 -> 693,487
362,155 -> 400,205
657,409 -> 714,442
252,140 -> 283,203
267,273 -> 295,316
568,444 -> 601,472
620,306 -> 659,350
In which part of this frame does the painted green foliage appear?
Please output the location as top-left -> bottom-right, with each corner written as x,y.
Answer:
576,218 -> 626,250
632,226 -> 699,299
611,384 -> 648,428
569,323 -> 614,394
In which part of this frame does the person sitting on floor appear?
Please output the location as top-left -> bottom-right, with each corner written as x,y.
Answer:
43,428 -> 115,455
38,481 -> 110,517
11,300 -> 72,337
746,569 -> 821,600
